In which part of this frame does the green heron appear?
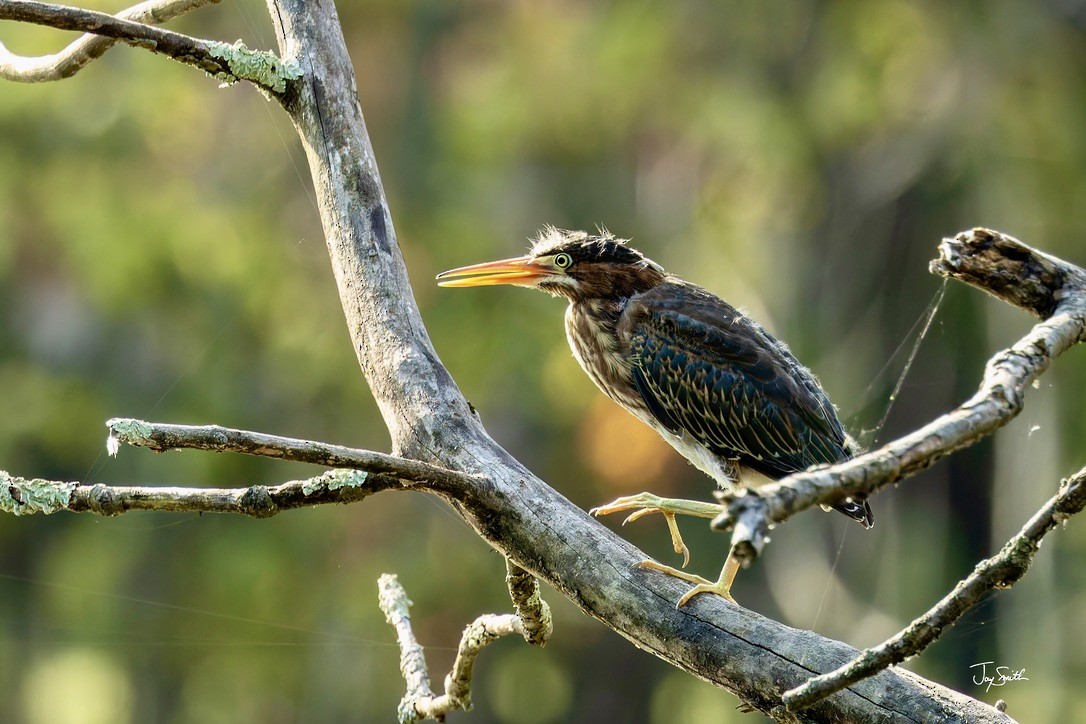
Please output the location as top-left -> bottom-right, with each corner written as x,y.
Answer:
437,228 -> 872,606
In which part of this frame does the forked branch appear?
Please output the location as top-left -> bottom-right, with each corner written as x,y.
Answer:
378,560 -> 552,724
0,418 -> 481,518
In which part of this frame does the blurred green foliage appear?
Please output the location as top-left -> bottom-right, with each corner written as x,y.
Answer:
2,0 -> 1086,721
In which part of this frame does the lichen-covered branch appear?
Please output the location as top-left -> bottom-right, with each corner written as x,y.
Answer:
505,559 -> 552,647
1,468 -> 398,517
714,228 -> 1086,565
106,417 -> 477,493
781,464 -> 1086,712
0,471 -> 77,515
438,614 -> 524,717
0,0 -> 300,92
0,0 -> 220,82
378,573 -> 535,724
378,574 -> 438,724
0,418 -> 483,519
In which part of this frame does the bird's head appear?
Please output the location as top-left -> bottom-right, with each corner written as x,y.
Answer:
436,227 -> 666,303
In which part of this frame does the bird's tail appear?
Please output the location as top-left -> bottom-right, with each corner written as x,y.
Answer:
832,498 -> 874,529
833,434 -> 874,528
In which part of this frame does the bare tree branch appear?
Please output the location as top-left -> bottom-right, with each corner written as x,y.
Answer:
379,569 -> 548,724
0,0 -> 300,92
715,228 -> 1086,565
782,464 -> 1086,712
0,0 -> 220,82
1,468 -> 397,517
0,0 -> 1037,716
106,417 -> 478,492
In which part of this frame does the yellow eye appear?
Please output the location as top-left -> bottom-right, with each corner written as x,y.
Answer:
554,253 -> 573,269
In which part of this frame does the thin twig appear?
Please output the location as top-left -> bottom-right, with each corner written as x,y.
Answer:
106,417 -> 478,493
378,573 -> 531,724
439,614 -> 523,717
714,229 -> 1086,565
378,574 -> 439,724
0,468 -> 397,517
0,0 -> 220,82
0,0 -> 300,92
0,419 -> 481,518
781,465 -> 1086,712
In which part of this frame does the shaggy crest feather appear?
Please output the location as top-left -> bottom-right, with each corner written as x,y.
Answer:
531,227 -> 592,255
529,227 -> 662,273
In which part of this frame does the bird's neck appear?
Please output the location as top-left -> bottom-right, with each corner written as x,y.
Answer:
564,298 -> 638,407
568,298 -> 625,344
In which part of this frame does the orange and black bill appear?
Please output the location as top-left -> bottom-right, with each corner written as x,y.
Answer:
436,256 -> 553,288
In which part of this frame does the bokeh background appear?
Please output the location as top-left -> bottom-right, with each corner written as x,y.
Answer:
3,1 -> 1086,721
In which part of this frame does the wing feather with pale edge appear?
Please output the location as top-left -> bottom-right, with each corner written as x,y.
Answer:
619,282 -> 850,479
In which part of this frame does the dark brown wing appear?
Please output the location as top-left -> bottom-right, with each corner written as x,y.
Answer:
619,281 -> 872,525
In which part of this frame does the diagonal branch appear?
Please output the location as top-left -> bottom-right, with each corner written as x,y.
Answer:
782,464 -> 1086,712
0,0 -> 300,92
0,0 -> 219,82
1,468 -> 398,517
715,229 -> 1086,565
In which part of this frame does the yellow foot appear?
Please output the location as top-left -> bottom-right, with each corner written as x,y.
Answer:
637,554 -> 741,607
636,560 -> 736,606
590,492 -> 723,569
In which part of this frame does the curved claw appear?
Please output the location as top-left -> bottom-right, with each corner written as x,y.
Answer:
662,511 -> 691,568
590,492 -> 667,517
622,507 -> 660,524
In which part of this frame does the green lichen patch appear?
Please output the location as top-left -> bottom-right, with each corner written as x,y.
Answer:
328,470 -> 368,490
0,472 -> 76,516
206,40 -> 303,93
302,469 -> 369,495
106,418 -> 155,456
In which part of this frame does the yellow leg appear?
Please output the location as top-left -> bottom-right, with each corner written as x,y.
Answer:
590,492 -> 724,569
638,551 -> 741,607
